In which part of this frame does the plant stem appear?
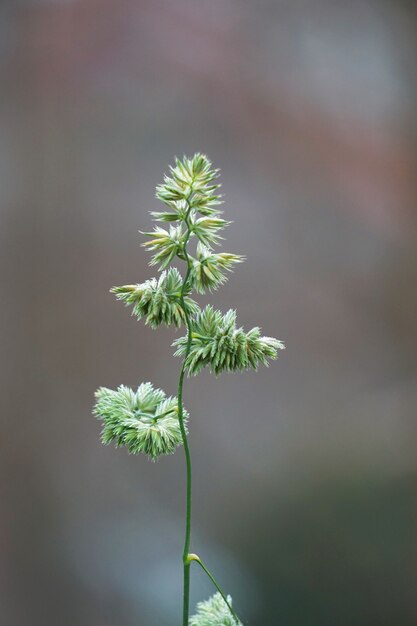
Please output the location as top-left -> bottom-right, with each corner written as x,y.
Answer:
177,201 -> 242,626
177,201 -> 195,626
188,555 -> 240,624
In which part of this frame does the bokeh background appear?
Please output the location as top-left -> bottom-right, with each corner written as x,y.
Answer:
1,1 -> 417,625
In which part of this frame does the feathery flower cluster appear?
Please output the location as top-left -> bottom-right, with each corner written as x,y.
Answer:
189,216 -> 230,247
142,224 -> 185,269
145,155 -> 238,283
114,153 -> 255,326
189,593 -> 242,626
94,154 -> 284,626
174,305 -> 284,376
111,268 -> 199,328
93,383 -> 188,460
155,154 -> 222,217
190,244 -> 244,294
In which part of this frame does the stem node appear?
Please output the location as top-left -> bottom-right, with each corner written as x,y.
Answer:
186,553 -> 201,564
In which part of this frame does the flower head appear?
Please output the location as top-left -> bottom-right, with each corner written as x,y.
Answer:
189,593 -> 242,626
93,383 -> 188,460
143,155 -> 242,281
174,305 -> 285,376
111,268 -> 199,328
190,216 -> 230,248
190,243 -> 244,294
155,153 -> 222,217
142,224 -> 185,269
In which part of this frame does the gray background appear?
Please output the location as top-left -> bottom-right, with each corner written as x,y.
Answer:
1,1 -> 416,624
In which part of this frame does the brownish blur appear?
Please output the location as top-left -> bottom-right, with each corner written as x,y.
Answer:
1,1 -> 416,625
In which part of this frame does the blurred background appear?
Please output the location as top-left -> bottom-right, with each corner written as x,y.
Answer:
1,1 -> 417,624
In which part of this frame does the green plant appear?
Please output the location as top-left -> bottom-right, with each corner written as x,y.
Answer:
93,154 -> 284,625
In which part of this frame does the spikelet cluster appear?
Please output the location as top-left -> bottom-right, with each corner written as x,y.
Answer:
93,383 -> 188,460
142,224 -> 185,269
112,153 -> 248,323
155,154 -> 222,217
111,268 -> 199,328
189,593 -> 242,626
190,243 -> 244,294
95,154 -> 284,467
174,305 -> 285,376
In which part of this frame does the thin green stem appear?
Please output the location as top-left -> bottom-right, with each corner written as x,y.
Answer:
188,555 -> 240,624
177,200 -> 241,626
177,200 -> 195,626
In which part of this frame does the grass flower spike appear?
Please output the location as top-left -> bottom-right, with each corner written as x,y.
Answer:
190,216 -> 230,247
155,154 -> 222,216
94,383 -> 187,460
93,153 -> 284,625
142,224 -> 185,269
174,305 -> 284,375
111,268 -> 199,328
190,244 -> 244,294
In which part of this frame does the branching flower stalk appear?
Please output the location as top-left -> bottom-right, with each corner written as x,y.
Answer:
177,199 -> 196,626
93,154 -> 285,625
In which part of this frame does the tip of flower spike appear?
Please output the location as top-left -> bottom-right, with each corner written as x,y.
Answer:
266,337 -> 286,350
155,154 -> 222,216
110,285 -> 133,293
